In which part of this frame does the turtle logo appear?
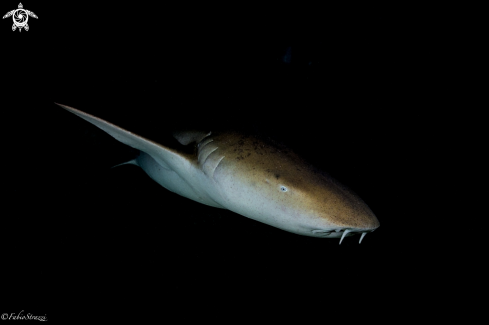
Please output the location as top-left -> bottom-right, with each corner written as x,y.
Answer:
3,3 -> 38,32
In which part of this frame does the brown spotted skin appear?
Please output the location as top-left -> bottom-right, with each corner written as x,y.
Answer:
193,129 -> 379,233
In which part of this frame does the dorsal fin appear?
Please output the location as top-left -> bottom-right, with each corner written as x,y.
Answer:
172,130 -> 211,145
55,103 -> 194,171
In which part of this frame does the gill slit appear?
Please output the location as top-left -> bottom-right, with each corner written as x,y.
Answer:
202,147 -> 219,165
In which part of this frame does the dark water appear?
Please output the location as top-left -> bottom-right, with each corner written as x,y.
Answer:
2,3 -> 450,322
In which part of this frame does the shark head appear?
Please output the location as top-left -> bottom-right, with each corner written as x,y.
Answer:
201,130 -> 380,244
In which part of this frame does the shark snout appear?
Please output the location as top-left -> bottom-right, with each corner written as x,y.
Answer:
333,208 -> 380,244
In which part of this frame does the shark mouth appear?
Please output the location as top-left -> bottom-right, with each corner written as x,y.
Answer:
312,229 -> 375,244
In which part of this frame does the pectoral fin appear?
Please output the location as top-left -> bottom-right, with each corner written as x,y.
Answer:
55,103 -> 193,172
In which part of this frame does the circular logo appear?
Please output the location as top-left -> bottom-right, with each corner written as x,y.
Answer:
13,9 -> 28,28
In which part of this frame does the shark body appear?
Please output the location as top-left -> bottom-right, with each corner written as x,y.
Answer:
56,103 -> 379,244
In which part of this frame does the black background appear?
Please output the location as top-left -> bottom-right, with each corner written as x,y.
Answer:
1,1 -> 458,323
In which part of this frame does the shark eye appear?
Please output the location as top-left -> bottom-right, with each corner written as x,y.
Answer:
280,186 -> 288,192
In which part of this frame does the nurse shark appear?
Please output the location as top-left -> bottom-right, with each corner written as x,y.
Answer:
56,103 -> 379,244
